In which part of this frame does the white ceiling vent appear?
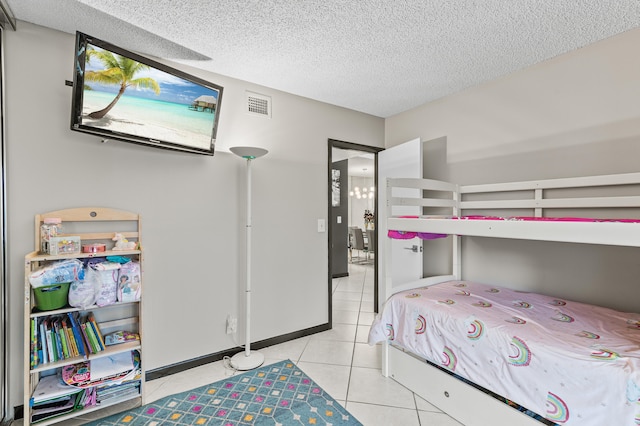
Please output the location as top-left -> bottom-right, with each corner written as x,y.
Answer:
246,91 -> 271,118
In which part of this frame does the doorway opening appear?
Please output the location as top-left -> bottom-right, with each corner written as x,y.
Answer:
328,139 -> 382,325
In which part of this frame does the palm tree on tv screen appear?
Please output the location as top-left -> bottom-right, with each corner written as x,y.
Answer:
84,48 -> 161,119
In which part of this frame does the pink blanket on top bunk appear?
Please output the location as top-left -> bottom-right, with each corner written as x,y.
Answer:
387,215 -> 640,240
368,280 -> 640,425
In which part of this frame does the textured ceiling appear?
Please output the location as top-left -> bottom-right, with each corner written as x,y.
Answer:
6,0 -> 640,117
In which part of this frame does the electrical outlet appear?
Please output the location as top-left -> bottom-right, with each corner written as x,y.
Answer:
226,315 -> 237,334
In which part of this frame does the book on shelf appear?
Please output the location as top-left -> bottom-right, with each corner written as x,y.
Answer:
29,371 -> 129,422
67,312 -> 87,357
85,322 -> 100,354
30,374 -> 83,423
78,387 -> 97,408
30,318 -> 39,368
78,313 -> 103,354
61,317 -> 78,357
52,318 -> 63,361
31,312 -> 109,367
79,320 -> 92,354
96,381 -> 140,404
39,320 -> 48,364
56,320 -> 69,359
53,323 -> 63,361
30,394 -> 80,423
80,312 -> 105,354
62,351 -> 139,388
87,312 -> 106,351
44,318 -> 55,362
69,325 -> 79,357
31,374 -> 80,405
104,330 -> 140,346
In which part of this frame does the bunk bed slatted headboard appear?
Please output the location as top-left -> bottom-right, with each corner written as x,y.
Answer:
385,177 -> 459,212
460,171 -> 640,215
387,171 -> 640,217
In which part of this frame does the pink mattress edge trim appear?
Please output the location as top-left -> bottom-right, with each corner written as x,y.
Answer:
388,215 -> 640,240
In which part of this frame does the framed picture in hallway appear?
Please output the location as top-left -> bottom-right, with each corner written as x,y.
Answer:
332,169 -> 341,207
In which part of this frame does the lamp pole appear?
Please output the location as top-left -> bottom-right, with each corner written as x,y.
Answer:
229,146 -> 268,370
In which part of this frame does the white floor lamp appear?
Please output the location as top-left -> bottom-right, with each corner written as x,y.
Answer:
229,146 -> 268,370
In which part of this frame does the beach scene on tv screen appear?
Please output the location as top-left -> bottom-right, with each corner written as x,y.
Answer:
80,44 -> 219,151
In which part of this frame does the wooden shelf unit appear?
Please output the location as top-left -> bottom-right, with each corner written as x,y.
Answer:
24,207 -> 143,425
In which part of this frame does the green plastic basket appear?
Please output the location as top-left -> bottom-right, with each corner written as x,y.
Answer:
33,282 -> 70,311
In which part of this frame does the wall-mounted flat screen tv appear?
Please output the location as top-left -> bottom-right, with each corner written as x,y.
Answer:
70,31 -> 223,155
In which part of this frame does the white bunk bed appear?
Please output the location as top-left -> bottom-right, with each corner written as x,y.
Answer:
369,172 -> 640,426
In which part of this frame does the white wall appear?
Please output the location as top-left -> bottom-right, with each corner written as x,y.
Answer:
387,28 -> 640,165
5,21 -> 384,412
386,28 -> 640,312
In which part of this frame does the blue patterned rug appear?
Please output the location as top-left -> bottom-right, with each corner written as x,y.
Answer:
87,359 -> 362,425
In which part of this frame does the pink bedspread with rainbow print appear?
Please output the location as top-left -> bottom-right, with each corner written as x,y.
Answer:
369,280 -> 640,425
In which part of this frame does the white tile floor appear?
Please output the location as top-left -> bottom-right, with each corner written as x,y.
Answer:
14,263 -> 463,425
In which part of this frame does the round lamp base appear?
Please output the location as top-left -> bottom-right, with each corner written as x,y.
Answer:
230,350 -> 265,371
